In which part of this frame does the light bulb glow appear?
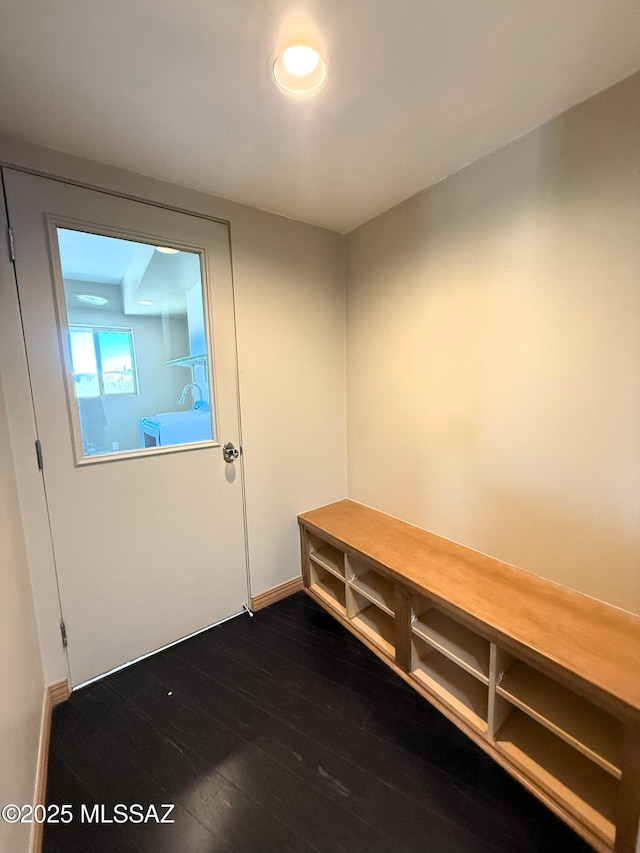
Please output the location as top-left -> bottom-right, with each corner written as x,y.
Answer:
156,246 -> 179,254
273,44 -> 327,95
282,45 -> 320,77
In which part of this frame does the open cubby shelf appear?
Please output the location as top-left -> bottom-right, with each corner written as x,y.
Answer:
350,569 -> 395,615
412,605 -> 490,684
412,639 -> 488,731
300,500 -> 640,853
309,541 -> 345,579
497,661 -> 623,779
350,599 -> 395,657
308,564 -> 346,615
495,710 -> 617,846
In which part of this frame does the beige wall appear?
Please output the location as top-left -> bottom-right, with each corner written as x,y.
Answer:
346,72 -> 640,614
0,136 -> 347,685
231,212 -> 346,594
0,218 -> 44,850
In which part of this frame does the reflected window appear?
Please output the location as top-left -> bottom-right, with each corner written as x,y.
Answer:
70,326 -> 137,398
54,227 -> 215,461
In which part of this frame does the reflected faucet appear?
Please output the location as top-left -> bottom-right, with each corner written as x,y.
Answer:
178,383 -> 203,406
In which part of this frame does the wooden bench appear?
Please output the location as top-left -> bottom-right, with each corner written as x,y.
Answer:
298,499 -> 640,853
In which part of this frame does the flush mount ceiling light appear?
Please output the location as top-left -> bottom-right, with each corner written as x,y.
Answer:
76,293 -> 108,306
273,44 -> 327,95
155,246 -> 179,254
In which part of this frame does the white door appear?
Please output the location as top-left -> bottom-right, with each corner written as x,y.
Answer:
4,168 -> 248,687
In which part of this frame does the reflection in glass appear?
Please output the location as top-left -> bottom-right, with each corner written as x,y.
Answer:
69,327 -> 100,397
55,228 -> 215,459
70,326 -> 137,397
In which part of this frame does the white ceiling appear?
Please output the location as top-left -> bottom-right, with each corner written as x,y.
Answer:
0,0 -> 639,233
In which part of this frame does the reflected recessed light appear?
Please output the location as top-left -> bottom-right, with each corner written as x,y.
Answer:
273,44 -> 327,95
156,246 -> 179,254
138,300 -> 154,306
76,294 -> 108,305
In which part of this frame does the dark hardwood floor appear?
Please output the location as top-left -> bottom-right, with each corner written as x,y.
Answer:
44,592 -> 594,852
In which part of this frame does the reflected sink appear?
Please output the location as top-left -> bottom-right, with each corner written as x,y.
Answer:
139,404 -> 212,447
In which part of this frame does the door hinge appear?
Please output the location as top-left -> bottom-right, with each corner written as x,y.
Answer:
60,621 -> 68,649
8,227 -> 15,262
35,439 -> 44,470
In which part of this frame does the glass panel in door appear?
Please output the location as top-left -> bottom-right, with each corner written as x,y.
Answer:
54,228 -> 215,461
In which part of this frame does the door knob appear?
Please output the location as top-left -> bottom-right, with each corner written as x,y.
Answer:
223,441 -> 240,463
